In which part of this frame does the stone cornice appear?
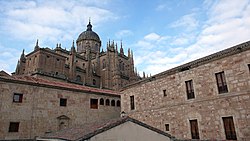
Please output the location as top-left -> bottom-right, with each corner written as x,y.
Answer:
122,40 -> 250,90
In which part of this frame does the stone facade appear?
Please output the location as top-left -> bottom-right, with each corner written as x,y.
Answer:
14,21 -> 140,91
0,76 -> 121,140
121,41 -> 250,140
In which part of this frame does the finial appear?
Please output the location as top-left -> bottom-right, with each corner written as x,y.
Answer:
89,17 -> 91,24
59,43 -> 61,48
56,43 -> 58,48
128,48 -> 130,58
21,49 -> 25,59
87,18 -> 92,31
36,39 -> 38,46
121,40 -> 123,48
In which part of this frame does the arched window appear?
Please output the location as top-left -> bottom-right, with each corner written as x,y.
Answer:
93,79 -> 96,85
105,99 -> 110,106
76,75 -> 81,82
116,100 -> 121,107
111,100 -> 115,106
100,98 -> 104,105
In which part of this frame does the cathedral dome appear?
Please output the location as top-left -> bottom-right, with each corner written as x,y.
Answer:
77,21 -> 101,43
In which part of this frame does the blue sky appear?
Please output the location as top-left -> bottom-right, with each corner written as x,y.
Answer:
0,0 -> 250,75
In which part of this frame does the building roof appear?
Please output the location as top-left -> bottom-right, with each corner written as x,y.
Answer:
76,21 -> 100,43
122,40 -> 250,90
0,74 -> 119,97
38,116 -> 176,141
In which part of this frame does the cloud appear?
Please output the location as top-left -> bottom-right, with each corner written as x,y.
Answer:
135,0 -> 250,76
0,44 -> 20,74
115,30 -> 133,38
0,0 -> 117,43
170,13 -> 199,31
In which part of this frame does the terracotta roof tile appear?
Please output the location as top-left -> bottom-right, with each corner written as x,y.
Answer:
0,75 -> 119,96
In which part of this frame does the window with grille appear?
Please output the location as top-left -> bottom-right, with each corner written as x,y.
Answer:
13,93 -> 23,103
90,99 -> 98,109
185,80 -> 195,99
130,95 -> 135,110
222,116 -> 237,140
190,119 -> 200,139
215,71 -> 228,94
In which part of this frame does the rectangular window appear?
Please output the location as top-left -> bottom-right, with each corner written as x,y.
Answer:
90,99 -> 98,109
165,124 -> 169,131
222,116 -> 237,140
215,71 -> 228,94
163,89 -> 167,97
60,98 -> 67,107
130,95 -> 135,110
185,80 -> 195,99
190,119 -> 200,139
248,64 -> 250,72
13,93 -> 23,103
9,122 -> 19,132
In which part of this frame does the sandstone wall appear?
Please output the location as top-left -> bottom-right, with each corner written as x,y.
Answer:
0,81 -> 120,140
121,49 -> 250,140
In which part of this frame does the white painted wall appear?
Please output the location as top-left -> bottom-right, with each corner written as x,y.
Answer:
88,121 -> 171,141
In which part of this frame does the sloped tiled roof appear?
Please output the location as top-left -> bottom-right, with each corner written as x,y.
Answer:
0,75 -> 119,97
39,116 -> 175,141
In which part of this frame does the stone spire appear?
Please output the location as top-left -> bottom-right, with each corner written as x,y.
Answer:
34,39 -> 39,50
120,40 -> 124,55
71,40 -> 76,53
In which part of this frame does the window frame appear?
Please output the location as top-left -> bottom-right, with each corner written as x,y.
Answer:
100,98 -> 104,105
215,71 -> 228,94
116,100 -> 121,107
185,80 -> 195,99
9,122 -> 20,132
60,98 -> 67,107
13,93 -> 23,103
165,124 -> 170,131
111,100 -> 115,106
105,99 -> 110,106
130,95 -> 135,110
189,119 -> 200,139
90,98 -> 98,109
222,116 -> 237,140
163,89 -> 167,97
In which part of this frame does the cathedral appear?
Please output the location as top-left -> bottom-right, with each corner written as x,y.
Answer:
14,21 -> 140,90
0,20 -> 249,140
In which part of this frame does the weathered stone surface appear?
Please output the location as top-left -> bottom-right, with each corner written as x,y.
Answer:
0,80 -> 120,140
121,44 -> 250,140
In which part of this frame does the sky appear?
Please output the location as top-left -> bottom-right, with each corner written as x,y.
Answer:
0,0 -> 250,76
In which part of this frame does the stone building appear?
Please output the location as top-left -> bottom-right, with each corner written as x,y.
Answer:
14,21 -> 140,91
0,74 -> 121,140
121,41 -> 250,140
